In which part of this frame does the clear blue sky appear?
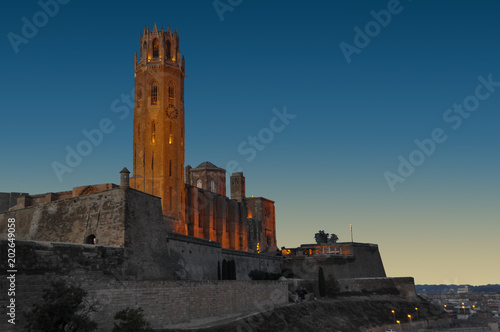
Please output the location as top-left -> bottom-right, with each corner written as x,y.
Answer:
1,0 -> 499,285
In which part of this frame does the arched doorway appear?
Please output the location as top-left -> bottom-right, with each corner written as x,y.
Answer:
85,234 -> 96,244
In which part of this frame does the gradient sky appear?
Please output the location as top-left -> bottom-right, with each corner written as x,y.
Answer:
1,0 -> 499,285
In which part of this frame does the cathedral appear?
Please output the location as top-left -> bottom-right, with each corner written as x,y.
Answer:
130,24 -> 277,253
0,24 -> 277,254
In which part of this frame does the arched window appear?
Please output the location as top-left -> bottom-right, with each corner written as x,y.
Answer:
196,179 -> 202,189
153,38 -> 159,59
166,40 -> 171,60
142,41 -> 147,59
85,234 -> 96,244
168,82 -> 175,108
151,121 -> 156,143
151,81 -> 158,105
210,179 -> 215,192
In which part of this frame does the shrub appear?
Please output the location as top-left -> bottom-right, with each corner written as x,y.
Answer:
248,270 -> 282,280
113,307 -> 153,332
25,280 -> 98,332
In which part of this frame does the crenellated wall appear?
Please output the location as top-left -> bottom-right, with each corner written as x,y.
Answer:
0,188 -> 127,246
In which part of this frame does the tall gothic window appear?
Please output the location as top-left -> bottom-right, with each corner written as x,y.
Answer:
196,179 -> 202,189
210,179 -> 215,193
151,81 -> 158,105
168,82 -> 175,108
151,121 -> 156,143
153,38 -> 159,59
142,41 -> 147,59
166,40 -> 171,60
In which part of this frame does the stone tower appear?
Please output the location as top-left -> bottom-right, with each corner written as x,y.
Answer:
131,24 -> 186,233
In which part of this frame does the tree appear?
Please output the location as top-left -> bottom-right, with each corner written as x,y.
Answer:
314,230 -> 329,245
314,230 -> 339,245
25,280 -> 98,332
113,307 -> 153,332
318,267 -> 326,297
329,233 -> 339,244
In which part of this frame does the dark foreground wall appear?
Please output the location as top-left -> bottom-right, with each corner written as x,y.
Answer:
0,274 -> 288,332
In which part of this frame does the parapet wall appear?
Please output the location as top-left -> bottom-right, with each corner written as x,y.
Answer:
222,248 -> 282,280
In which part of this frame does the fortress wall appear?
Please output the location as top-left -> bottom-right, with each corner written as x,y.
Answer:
283,243 -> 386,280
1,272 -> 287,331
286,277 -> 417,299
88,280 -> 288,331
337,277 -> 417,298
121,188 -> 175,280
351,243 -> 386,277
0,239 -> 288,331
0,188 -> 126,247
162,232 -> 222,281
222,248 -> 282,280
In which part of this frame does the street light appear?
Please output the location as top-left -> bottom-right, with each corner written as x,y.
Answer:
392,310 -> 395,324
415,307 -> 419,321
396,320 -> 401,332
408,314 -> 413,332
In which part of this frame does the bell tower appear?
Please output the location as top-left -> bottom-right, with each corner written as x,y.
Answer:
131,24 -> 186,233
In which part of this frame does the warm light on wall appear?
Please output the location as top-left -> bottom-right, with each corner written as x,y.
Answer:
247,210 -> 252,218
282,249 -> 291,256
169,134 -> 173,144
256,242 -> 261,253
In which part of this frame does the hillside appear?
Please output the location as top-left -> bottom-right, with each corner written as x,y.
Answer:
163,294 -> 448,332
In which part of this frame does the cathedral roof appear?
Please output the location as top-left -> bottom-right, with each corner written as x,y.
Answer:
195,161 -> 218,169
